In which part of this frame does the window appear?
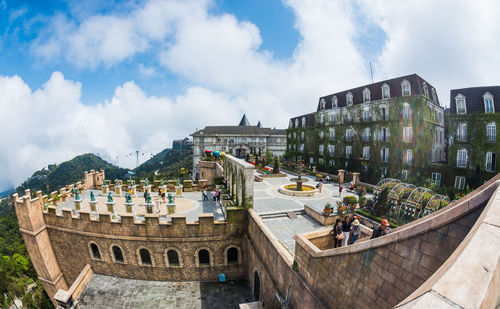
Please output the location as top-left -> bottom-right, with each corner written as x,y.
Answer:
405,149 -> 413,165
363,109 -> 371,122
301,131 -> 304,141
363,128 -> 371,141
332,96 -> 338,108
289,120 -> 292,128
381,107 -> 389,121
363,88 -> 371,103
457,123 -> 467,142
299,144 -> 304,152
328,145 -> 335,156
431,173 -> 441,186
486,152 -> 496,172
309,157 -> 314,164
487,122 -> 496,142
227,247 -> 239,264
346,112 -> 352,122
319,145 -> 324,155
346,92 -> 353,106
139,248 -> 152,265
319,114 -> 324,124
295,119 -> 299,128
381,84 -> 390,99
457,149 -> 468,168
423,83 -> 429,98
432,88 -> 438,104
346,128 -> 353,141
363,147 -> 370,160
403,127 -> 413,142
167,250 -> 180,266
319,158 -> 324,165
403,103 -> 411,120
381,148 -> 389,162
319,131 -> 324,139
320,99 -> 326,110
455,94 -> 467,114
455,176 -> 466,190
401,170 -> 408,180
302,117 -> 306,127
329,128 -> 335,141
382,128 -> 390,142
90,243 -> 101,260
112,245 -> 124,263
329,160 -> 335,166
198,249 -> 210,266
329,113 -> 335,124
484,92 -> 495,113
346,146 -> 352,158
401,80 -> 411,96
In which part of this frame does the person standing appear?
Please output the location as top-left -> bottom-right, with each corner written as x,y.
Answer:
325,175 -> 330,183
216,190 -> 221,205
341,216 -> 352,246
202,189 -> 208,201
371,219 -> 390,239
339,185 -> 343,197
333,219 -> 344,248
350,219 -> 361,244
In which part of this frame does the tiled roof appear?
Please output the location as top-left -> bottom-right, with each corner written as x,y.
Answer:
288,112 -> 315,129
449,86 -> 500,114
316,74 -> 439,111
192,126 -> 286,135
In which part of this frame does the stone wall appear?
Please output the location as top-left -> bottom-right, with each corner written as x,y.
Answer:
223,155 -> 254,208
246,209 -> 326,308
292,177 -> 500,309
44,208 -> 247,285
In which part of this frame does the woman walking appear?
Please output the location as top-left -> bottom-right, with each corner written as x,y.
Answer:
342,216 -> 352,247
333,219 -> 344,248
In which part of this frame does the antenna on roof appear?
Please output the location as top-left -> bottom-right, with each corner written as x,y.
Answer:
370,62 -> 374,83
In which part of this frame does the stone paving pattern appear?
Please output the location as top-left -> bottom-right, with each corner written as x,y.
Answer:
263,215 -> 323,253
79,274 -> 254,309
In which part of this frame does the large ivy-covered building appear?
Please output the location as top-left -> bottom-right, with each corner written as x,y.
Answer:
286,74 -> 446,184
447,86 -> 500,190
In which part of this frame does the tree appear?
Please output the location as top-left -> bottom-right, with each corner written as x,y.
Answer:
372,187 -> 389,217
273,157 -> 280,174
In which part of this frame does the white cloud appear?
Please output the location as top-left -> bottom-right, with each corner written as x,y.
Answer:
359,0 -> 500,106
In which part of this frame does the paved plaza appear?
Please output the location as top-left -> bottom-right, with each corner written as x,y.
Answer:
78,274 -> 254,309
255,173 -> 370,254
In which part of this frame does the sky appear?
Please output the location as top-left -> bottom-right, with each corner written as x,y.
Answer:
0,0 -> 499,191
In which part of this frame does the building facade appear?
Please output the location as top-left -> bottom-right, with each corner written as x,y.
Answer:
447,86 -> 500,189
191,115 -> 286,179
286,74 -> 446,184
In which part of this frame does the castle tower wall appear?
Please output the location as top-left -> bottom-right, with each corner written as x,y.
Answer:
14,190 -> 68,307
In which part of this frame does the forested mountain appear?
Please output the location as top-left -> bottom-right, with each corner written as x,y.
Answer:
15,154 -> 129,195
134,149 -> 192,180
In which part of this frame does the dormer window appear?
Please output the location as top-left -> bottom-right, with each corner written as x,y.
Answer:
295,119 -> 299,128
401,80 -> 411,96
363,88 -> 371,103
289,120 -> 292,128
381,84 -> 390,99
301,117 -> 306,127
484,92 -> 495,113
455,94 -> 467,114
332,96 -> 338,108
320,99 -> 326,110
423,83 -> 429,98
431,88 -> 437,104
346,92 -> 353,106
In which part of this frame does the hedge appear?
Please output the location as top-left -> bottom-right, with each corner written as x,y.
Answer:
355,209 -> 399,228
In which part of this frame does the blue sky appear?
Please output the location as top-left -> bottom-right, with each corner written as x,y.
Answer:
1,0 -> 499,191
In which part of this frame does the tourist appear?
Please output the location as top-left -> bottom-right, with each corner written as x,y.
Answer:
143,191 -> 148,202
333,219 -> 344,248
212,189 -> 217,201
325,175 -> 330,183
350,181 -> 354,191
339,184 -> 343,197
216,190 -> 221,205
371,219 -> 390,239
350,219 -> 361,244
316,182 -> 322,193
341,216 -> 351,246
224,179 -> 228,189
202,189 -> 208,201
158,188 -> 162,198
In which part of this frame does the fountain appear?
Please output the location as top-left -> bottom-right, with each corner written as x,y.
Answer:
278,164 -> 318,197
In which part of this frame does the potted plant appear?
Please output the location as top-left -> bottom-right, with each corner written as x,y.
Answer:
316,174 -> 323,181
323,203 -> 333,215
336,201 -> 346,218
343,196 -> 358,212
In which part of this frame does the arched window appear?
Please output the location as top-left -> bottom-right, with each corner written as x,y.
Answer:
198,249 -> 210,266
319,113 -> 324,124
423,83 -> 429,98
332,96 -> 338,108
320,98 -> 326,110
403,103 -> 411,120
90,243 -> 101,260
455,94 -> 467,114
401,79 -> 411,96
253,270 -> 261,300
227,247 -> 239,264
112,245 -> 124,263
487,122 -> 496,142
457,149 -> 468,168
167,250 -> 179,266
381,83 -> 390,99
139,248 -> 152,265
301,117 -> 306,127
294,119 -> 299,128
289,120 -> 292,128
457,123 -> 467,142
346,92 -> 353,106
431,88 -> 437,103
483,92 -> 495,113
363,88 -> 371,103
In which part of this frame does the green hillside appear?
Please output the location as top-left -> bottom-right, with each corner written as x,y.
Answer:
16,154 -> 129,195
134,149 -> 192,180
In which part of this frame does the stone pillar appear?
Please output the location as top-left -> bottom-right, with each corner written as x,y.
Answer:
115,184 -> 122,197
338,169 -> 345,185
102,183 -> 108,195
145,202 -> 154,214
125,202 -> 135,215
352,172 -> 360,186
175,185 -> 183,197
167,201 -> 176,214
89,200 -> 98,217
73,198 -> 82,215
106,201 -> 117,217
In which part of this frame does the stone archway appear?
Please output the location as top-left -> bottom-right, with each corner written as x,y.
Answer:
253,270 -> 261,301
